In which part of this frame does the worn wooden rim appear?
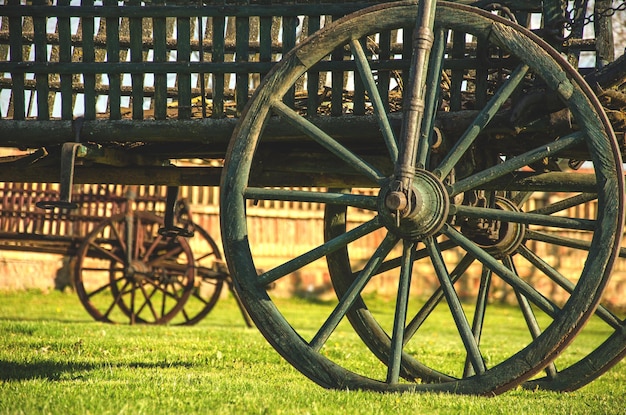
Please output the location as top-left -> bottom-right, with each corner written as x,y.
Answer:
220,1 -> 624,394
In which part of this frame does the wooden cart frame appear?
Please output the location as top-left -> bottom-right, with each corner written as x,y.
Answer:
1,0 -> 626,395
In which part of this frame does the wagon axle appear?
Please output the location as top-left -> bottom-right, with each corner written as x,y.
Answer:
380,170 -> 449,240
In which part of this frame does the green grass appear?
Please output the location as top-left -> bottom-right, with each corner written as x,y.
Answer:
0,290 -> 625,415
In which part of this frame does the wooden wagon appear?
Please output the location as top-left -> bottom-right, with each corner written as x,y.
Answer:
1,0 -> 626,395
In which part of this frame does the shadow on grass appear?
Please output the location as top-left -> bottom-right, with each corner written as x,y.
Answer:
0,360 -> 196,382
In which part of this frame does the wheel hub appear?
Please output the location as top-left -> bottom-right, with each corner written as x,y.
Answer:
126,260 -> 151,281
379,169 -> 449,240
460,197 -> 526,258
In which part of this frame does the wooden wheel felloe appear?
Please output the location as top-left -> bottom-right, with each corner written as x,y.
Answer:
521,249 -> 626,391
220,1 -> 624,394
74,211 -> 195,324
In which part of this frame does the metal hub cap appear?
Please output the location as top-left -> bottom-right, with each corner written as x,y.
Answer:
378,169 -> 450,240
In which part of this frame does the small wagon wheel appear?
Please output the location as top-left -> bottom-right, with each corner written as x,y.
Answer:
220,1 -> 623,394
74,211 -> 195,324
173,222 -> 225,326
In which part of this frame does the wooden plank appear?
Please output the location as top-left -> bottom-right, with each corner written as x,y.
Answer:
129,0 -> 144,119
176,13 -> 192,119
258,0 -> 273,82
0,4 -> 385,19
8,0 -> 25,120
282,15 -> 298,108
82,0 -> 96,120
235,3 -> 249,116
33,0 -> 49,120
105,0 -> 121,120
352,38 -> 366,116
306,14 -> 321,117
211,15 -> 225,118
153,0 -> 167,120
377,29 -> 391,113
331,15 -> 343,117
58,0 -> 73,120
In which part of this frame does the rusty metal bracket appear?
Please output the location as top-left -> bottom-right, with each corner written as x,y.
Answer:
36,117 -> 84,210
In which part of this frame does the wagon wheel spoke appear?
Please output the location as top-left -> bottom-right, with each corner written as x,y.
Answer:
416,28 -> 447,168
271,101 -> 386,184
503,256 -> 558,379
309,232 -> 398,351
518,244 -> 622,329
404,252 -> 475,344
527,193 -> 598,215
434,63 -> 529,179
452,205 -> 595,230
350,38 -> 398,163
463,266 -> 492,377
244,187 -> 378,211
386,239 -> 415,383
426,237 -> 486,375
258,217 -> 383,287
135,281 -> 160,321
352,238 -> 459,286
448,132 -> 585,197
443,224 -> 560,317
103,278 -> 131,321
172,222 -> 225,326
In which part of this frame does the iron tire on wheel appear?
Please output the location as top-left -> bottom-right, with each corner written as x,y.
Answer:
220,1 -> 624,394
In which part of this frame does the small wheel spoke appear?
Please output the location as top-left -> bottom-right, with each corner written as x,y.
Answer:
143,233 -> 164,261
110,221 -> 127,254
271,100 -> 385,184
244,187 -> 378,211
85,275 -> 122,299
146,245 -> 185,267
434,63 -> 529,179
504,257 -> 543,339
133,218 -> 143,260
100,277 -> 130,312
309,232 -> 399,352
449,131 -> 585,196
259,217 -> 383,286
452,204 -> 595,231
88,240 -> 125,264
136,282 -> 159,320
104,280 -> 130,319
350,38 -> 398,163
443,224 -> 560,317
425,237 -> 486,375
387,240 -> 415,384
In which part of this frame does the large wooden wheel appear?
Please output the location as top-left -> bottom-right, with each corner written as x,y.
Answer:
220,1 -> 624,394
74,211 -> 196,324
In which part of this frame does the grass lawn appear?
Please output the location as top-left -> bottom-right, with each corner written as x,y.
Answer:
0,290 -> 625,415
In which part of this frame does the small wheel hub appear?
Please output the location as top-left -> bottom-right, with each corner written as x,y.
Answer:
379,169 -> 449,240
126,260 -> 150,281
